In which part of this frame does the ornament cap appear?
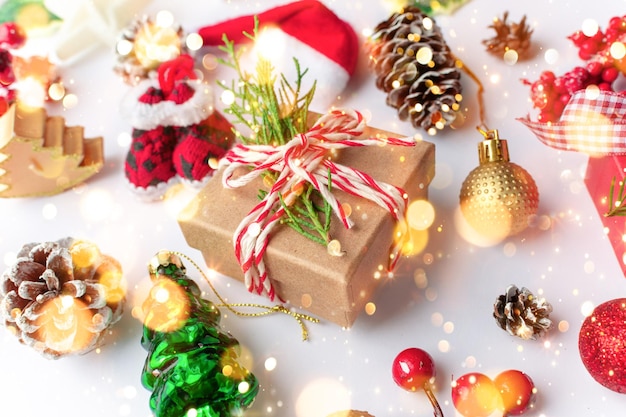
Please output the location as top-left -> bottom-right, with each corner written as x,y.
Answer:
477,128 -> 510,164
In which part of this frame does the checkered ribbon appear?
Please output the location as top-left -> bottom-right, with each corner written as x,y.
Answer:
518,90 -> 626,155
219,109 -> 414,300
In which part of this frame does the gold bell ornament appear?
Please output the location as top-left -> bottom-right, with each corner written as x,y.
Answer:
459,128 -> 539,241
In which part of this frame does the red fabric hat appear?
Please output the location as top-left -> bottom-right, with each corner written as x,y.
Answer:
198,0 -> 359,109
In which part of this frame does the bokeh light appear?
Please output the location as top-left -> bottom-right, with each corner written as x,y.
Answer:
544,48 -> 559,65
407,199 -> 435,230
35,296 -> 96,355
79,188 -> 116,222
581,19 -> 599,37
186,32 -> 204,51
503,49 -> 519,65
142,278 -> 190,332
295,378 -> 351,417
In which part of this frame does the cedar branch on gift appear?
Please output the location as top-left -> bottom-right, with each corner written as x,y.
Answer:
217,18 -> 331,245
214,21 -> 415,302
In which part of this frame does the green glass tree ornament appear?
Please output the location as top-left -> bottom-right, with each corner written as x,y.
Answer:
410,0 -> 471,15
140,250 -> 259,417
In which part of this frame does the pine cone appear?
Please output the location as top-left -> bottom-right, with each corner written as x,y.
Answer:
114,15 -> 187,86
483,12 -> 533,60
493,285 -> 552,340
365,6 -> 463,135
0,238 -> 125,358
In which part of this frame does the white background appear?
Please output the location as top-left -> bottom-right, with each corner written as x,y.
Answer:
1,0 -> 626,416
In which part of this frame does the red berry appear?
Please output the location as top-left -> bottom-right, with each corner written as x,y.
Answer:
0,49 -> 14,86
392,347 -> 435,391
552,76 -> 567,94
602,66 -> 619,83
539,70 -> 556,83
451,373 -> 501,417
494,370 -> 536,416
580,39 -> 601,56
586,61 -> 604,77
392,348 -> 443,417
568,30 -> 587,47
598,82 -> 613,91
0,22 -> 25,49
537,110 -> 555,123
609,16 -> 626,31
0,96 -> 8,116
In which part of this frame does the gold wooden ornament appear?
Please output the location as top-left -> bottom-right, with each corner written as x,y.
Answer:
0,103 -> 103,197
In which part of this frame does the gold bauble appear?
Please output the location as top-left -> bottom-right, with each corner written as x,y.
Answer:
459,129 -> 539,240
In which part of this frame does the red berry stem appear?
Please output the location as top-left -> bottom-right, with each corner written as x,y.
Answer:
423,383 -> 444,417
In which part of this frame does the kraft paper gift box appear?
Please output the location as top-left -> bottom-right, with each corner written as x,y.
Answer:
178,123 -> 435,327
585,155 -> 626,277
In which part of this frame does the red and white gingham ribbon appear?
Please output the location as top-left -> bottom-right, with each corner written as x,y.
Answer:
518,90 -> 626,155
219,109 -> 415,300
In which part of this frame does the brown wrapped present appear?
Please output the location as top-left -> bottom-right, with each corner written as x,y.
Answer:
178,118 -> 435,328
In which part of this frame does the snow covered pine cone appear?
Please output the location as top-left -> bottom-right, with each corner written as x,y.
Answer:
0,238 -> 125,358
365,6 -> 463,135
493,285 -> 553,340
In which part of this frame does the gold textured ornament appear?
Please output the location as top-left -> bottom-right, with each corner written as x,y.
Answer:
459,128 -> 539,240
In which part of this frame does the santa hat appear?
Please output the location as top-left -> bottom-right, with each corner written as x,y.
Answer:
197,0 -> 359,110
120,54 -> 214,130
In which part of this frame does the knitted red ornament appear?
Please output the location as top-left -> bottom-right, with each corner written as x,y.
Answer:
197,0 -> 358,110
121,54 -> 234,200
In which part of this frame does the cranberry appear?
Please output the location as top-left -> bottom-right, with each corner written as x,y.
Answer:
392,348 -> 442,417
451,372 -> 501,417
0,49 -> 14,86
494,370 -> 536,416
0,22 -> 25,49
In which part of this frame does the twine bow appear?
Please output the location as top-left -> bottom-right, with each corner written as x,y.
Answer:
219,109 -> 415,300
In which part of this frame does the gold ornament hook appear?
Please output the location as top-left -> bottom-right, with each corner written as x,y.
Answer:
476,126 -> 509,164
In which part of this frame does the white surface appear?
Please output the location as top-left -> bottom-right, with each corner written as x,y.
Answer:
2,1 -> 626,416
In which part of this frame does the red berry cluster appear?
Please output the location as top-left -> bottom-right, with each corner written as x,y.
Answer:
569,16 -> 626,61
0,22 -> 26,113
524,15 -> 626,123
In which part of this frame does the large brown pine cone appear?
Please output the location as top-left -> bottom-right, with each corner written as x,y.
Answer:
0,238 -> 125,358
366,6 -> 463,135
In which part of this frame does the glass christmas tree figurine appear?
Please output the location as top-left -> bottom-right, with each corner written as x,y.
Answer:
410,0 -> 470,15
140,250 -> 259,417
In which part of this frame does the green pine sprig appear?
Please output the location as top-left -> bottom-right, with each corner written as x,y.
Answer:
606,176 -> 626,217
217,17 -> 333,245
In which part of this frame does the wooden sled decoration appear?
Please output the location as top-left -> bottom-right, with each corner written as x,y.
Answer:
0,102 -> 103,197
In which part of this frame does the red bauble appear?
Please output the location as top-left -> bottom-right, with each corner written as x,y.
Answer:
579,298 -> 626,393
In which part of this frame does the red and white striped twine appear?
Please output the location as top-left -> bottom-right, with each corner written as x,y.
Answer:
219,109 -> 415,300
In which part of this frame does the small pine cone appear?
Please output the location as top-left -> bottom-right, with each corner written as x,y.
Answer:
114,15 -> 187,86
0,238 -> 125,359
482,12 -> 533,60
493,285 -> 552,340
365,6 -> 463,135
